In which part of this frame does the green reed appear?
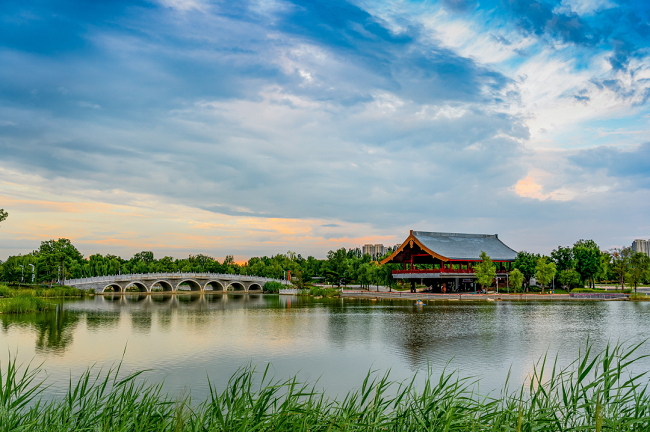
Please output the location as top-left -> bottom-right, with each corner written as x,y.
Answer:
0,284 -> 91,300
0,294 -> 51,314
1,342 -> 650,431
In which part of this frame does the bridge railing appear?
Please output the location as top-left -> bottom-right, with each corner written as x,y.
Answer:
64,273 -> 289,286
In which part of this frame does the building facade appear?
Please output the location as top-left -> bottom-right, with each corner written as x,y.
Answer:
381,230 -> 518,293
632,239 -> 650,256
362,244 -> 386,260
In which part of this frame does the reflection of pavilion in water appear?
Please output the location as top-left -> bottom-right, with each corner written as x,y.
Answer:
382,230 -> 518,293
324,298 -> 501,370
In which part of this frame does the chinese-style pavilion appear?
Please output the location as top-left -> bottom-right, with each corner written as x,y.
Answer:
380,230 -> 518,292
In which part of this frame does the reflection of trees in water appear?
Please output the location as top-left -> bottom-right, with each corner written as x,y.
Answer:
205,294 -> 224,303
325,300 -> 500,371
130,311 -> 152,333
35,307 -> 80,353
126,294 -> 147,303
152,294 -> 173,304
380,302 -> 498,370
86,311 -> 121,331
1,305 -> 80,353
177,294 -> 201,304
326,299 -> 376,350
156,310 -> 173,331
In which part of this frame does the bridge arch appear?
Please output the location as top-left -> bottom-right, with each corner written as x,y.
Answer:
227,282 -> 246,292
248,283 -> 263,292
176,279 -> 202,292
151,280 -> 174,292
125,281 -> 148,293
103,283 -> 122,293
204,280 -> 225,291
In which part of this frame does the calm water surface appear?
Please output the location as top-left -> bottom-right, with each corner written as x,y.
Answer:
2,294 -> 650,400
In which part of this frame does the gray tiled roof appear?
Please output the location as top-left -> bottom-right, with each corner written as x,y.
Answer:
413,231 -> 518,261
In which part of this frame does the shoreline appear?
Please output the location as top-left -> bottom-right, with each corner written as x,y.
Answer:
341,290 -> 631,301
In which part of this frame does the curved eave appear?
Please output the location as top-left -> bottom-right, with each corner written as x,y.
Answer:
380,232 -> 449,264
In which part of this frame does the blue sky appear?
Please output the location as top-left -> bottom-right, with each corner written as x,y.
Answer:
1,0 -> 649,260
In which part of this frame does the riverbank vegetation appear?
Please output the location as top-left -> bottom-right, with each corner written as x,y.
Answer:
0,293 -> 50,314
1,236 -> 649,293
3,342 -> 650,431
0,283 -> 91,315
0,284 -> 92,298
572,288 -> 632,294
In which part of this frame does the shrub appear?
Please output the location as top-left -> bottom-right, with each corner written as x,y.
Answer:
263,281 -> 283,293
308,287 -> 340,297
630,292 -> 650,301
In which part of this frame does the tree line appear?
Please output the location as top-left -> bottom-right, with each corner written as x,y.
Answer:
512,239 -> 650,293
0,236 -> 648,291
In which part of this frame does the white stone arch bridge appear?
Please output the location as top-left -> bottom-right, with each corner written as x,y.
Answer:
64,273 -> 288,294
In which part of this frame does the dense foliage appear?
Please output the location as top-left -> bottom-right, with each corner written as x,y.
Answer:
515,239 -> 650,291
1,235 -> 647,290
0,239 -> 400,289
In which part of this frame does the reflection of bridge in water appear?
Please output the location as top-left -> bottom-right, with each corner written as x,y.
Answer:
65,273 -> 287,293
100,293 -> 268,308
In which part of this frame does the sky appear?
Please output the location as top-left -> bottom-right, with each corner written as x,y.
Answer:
1,0 -> 649,261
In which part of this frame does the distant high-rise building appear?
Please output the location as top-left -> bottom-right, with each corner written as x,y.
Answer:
362,244 -> 385,260
632,239 -> 650,256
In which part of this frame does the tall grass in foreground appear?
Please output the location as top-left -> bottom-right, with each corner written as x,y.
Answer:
2,343 -> 650,431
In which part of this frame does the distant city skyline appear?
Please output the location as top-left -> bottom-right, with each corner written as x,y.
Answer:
1,0 -> 649,261
633,239 -> 650,256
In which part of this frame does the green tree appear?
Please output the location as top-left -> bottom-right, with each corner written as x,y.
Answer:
292,267 -> 309,289
38,239 -> 84,287
263,281 -> 283,293
377,263 -> 396,292
626,251 -> 650,293
357,263 -> 373,289
558,269 -> 581,290
535,256 -> 557,293
0,208 -> 7,225
573,239 -> 601,289
475,251 -> 496,293
514,251 -> 540,291
596,253 -> 611,283
509,268 -> 524,293
551,246 -> 574,272
323,248 -> 350,287
610,247 -> 632,290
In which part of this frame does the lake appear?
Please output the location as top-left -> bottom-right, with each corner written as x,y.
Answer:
2,294 -> 650,400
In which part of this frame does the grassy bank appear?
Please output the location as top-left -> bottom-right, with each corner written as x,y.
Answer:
3,343 -> 650,431
572,288 -> 632,294
0,293 -> 51,314
0,283 -> 89,314
0,283 -> 92,298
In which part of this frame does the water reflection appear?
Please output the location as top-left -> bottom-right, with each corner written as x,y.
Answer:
2,296 -> 650,402
86,311 -> 121,331
1,305 -> 80,353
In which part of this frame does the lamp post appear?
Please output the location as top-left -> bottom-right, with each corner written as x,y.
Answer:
19,265 -> 24,286
29,264 -> 35,284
